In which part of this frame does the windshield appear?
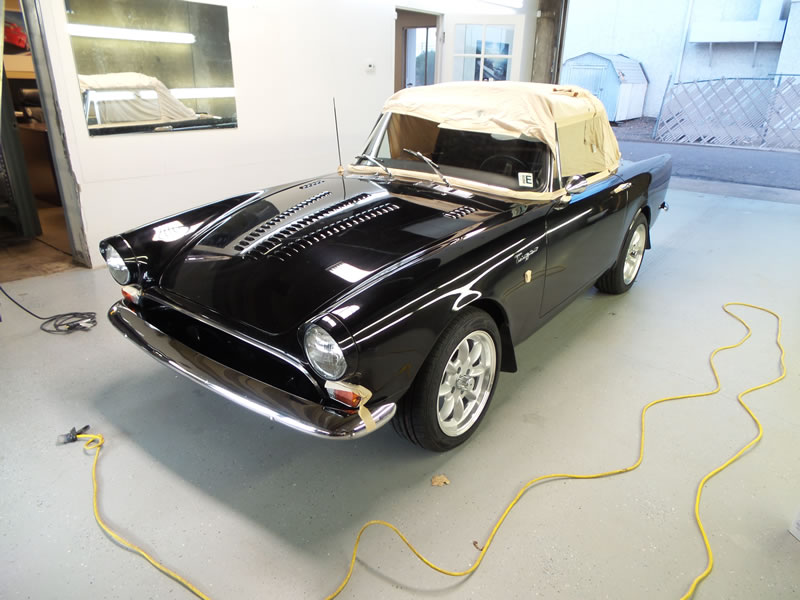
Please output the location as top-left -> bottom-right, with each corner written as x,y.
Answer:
357,112 -> 551,192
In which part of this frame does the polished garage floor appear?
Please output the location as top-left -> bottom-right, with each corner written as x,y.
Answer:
1,178 -> 799,599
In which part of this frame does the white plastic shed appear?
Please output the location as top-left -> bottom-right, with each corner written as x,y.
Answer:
560,53 -> 648,121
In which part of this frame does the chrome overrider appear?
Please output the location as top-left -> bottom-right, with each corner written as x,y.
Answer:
108,301 -> 396,439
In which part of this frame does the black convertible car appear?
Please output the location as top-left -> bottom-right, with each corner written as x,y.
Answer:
101,82 -> 671,451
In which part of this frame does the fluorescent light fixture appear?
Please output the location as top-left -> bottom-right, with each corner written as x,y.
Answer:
169,87 -> 236,99
67,23 -> 196,44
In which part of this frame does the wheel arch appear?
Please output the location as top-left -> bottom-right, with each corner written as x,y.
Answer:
467,298 -> 517,373
639,202 -> 652,249
627,171 -> 652,249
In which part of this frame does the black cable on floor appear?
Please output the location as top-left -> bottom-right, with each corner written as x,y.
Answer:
0,283 -> 96,334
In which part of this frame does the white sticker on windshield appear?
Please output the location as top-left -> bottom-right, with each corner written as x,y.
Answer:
518,172 -> 534,187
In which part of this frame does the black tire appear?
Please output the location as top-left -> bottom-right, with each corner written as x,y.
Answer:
393,308 -> 501,452
596,212 -> 648,294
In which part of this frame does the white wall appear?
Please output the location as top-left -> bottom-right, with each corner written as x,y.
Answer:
42,0 -> 396,267
562,0 -> 792,117
42,0 -> 541,267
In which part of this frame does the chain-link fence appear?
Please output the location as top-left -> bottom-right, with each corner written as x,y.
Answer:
654,75 -> 800,151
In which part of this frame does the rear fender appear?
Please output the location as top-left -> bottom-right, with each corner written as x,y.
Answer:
617,154 -> 672,241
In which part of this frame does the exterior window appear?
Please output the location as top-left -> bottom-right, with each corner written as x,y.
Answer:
453,24 -> 514,81
405,27 -> 436,87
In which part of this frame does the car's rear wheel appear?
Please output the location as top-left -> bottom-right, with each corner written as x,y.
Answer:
393,308 -> 501,451
596,211 -> 648,294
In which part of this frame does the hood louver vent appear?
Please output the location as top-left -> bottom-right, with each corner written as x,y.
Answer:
443,205 -> 478,219
298,179 -> 324,190
234,191 -> 331,252
255,202 -> 400,262
242,193 -> 372,256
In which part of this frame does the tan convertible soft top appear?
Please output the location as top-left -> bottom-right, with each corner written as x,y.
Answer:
382,81 -> 620,178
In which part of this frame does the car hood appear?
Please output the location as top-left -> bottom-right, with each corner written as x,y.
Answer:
159,175 -> 505,335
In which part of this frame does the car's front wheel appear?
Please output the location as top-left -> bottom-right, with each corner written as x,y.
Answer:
393,308 -> 501,451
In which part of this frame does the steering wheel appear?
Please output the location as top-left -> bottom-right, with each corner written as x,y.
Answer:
479,154 -> 529,174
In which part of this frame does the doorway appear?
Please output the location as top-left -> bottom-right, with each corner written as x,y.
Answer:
0,0 -> 79,282
394,9 -> 440,93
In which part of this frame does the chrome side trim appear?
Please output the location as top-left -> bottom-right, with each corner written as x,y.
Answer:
108,302 -> 396,439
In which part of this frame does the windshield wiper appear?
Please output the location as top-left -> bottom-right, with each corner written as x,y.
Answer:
354,154 -> 392,177
403,148 -> 451,187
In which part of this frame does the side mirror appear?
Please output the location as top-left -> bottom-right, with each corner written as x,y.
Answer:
564,174 -> 589,194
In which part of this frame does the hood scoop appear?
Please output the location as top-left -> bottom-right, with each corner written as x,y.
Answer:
255,201 -> 400,262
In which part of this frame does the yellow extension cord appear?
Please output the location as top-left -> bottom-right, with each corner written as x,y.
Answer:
73,302 -> 786,599
75,433 -> 212,600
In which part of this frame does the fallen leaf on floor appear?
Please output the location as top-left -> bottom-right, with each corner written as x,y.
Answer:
431,474 -> 450,487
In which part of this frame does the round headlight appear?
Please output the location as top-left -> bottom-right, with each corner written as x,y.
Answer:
304,324 -> 347,380
104,245 -> 131,285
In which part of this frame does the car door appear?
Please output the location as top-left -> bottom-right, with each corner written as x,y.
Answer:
540,174 -> 628,315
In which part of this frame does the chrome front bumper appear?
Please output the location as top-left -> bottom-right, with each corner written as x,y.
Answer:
108,301 -> 396,439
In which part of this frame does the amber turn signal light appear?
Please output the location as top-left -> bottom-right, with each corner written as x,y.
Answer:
121,285 -> 142,306
332,388 -> 361,408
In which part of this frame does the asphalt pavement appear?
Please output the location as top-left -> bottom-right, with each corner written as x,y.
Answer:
618,140 -> 800,191
612,117 -> 800,191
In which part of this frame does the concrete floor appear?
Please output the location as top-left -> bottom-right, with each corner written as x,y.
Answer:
1,178 -> 799,599
0,205 -> 76,283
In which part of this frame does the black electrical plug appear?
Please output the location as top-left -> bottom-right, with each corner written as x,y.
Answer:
57,425 -> 90,445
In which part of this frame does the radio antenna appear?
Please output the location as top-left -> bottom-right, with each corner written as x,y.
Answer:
333,97 -> 343,172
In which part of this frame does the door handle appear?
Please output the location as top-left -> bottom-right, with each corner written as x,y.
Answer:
613,182 -> 631,194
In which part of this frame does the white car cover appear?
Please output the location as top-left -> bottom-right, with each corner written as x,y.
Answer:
79,72 -> 197,125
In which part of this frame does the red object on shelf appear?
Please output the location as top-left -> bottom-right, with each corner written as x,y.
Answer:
5,22 -> 29,49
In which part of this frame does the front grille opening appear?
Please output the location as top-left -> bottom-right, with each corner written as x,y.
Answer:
143,303 -> 319,401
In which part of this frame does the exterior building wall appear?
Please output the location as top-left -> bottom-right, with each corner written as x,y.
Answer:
562,0 -> 793,117
777,0 -> 800,73
561,0 -> 692,117
678,42 -> 782,82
